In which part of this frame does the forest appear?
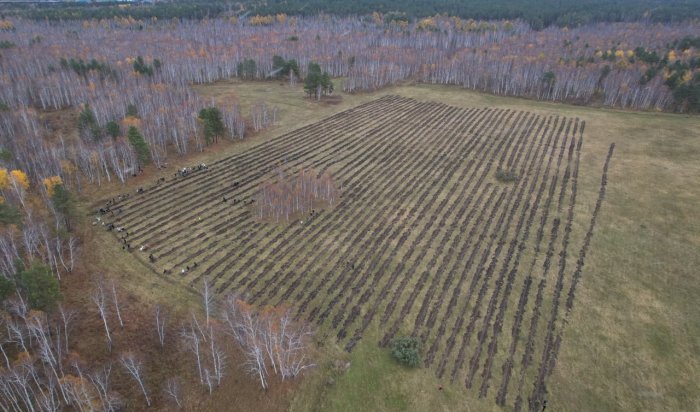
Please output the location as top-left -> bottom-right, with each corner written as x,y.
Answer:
4,0 -> 700,29
0,15 -> 696,193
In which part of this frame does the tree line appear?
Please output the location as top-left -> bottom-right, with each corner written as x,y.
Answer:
4,0 -> 700,29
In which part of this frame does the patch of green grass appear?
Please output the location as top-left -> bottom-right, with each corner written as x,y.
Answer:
293,326 -> 492,412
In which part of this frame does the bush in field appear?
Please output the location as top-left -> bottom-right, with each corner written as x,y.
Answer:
496,168 -> 519,183
390,336 -> 422,367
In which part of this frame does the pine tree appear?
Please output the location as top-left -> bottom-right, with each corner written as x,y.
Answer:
127,126 -> 151,167
198,107 -> 226,144
304,62 -> 333,100
17,261 -> 61,311
105,120 -> 120,138
51,183 -> 76,231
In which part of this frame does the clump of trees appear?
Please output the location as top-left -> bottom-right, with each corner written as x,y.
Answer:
271,55 -> 300,84
304,62 -> 334,100
132,55 -> 161,76
198,107 -> 226,144
59,57 -> 116,79
0,268 -> 315,410
222,295 -> 316,389
255,166 -> 340,222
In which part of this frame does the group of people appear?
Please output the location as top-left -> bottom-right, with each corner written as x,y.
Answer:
176,163 -> 209,178
162,261 -> 198,276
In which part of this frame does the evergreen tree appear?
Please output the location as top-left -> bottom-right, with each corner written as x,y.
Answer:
304,62 -> 333,100
78,104 -> 102,141
133,55 -> 154,76
17,262 -> 61,311
198,107 -> 226,144
51,183 -> 76,231
286,59 -> 300,77
0,275 -> 13,304
105,120 -> 120,138
272,55 -> 287,78
126,103 -> 139,117
0,202 -> 21,226
127,126 -> 151,167
237,58 -> 257,79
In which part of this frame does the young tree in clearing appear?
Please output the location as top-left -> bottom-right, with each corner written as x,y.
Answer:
163,377 -> 183,408
120,352 -> 151,407
201,277 -> 214,325
111,281 -> 124,328
127,126 -> 150,168
155,305 -> 167,348
92,280 -> 112,351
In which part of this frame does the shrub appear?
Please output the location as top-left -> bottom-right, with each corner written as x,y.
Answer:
496,168 -> 519,183
390,336 -> 422,367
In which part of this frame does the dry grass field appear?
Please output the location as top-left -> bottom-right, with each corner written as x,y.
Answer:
91,80 -> 699,411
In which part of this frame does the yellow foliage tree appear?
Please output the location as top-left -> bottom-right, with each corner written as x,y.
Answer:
417,17 -> 437,31
667,50 -> 678,62
0,20 -> 15,31
0,168 -> 9,190
250,15 -> 274,26
682,71 -> 692,83
276,14 -> 287,24
43,176 -> 63,197
10,170 -> 29,190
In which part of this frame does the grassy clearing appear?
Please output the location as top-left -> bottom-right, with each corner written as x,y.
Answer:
291,327 -> 498,412
89,80 -> 700,411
